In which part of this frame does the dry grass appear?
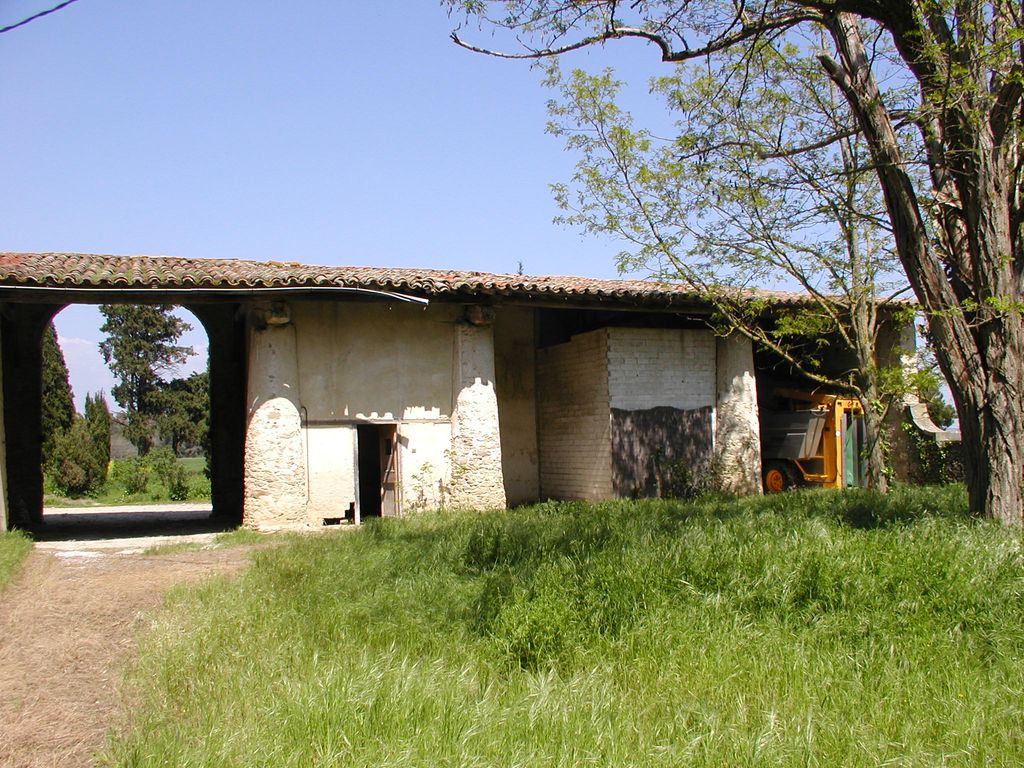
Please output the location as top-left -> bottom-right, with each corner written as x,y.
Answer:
0,543 -> 256,768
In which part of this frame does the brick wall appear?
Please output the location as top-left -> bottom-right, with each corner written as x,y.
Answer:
536,329 -> 613,500
537,326 -> 759,501
606,328 -> 719,496
607,328 -> 716,410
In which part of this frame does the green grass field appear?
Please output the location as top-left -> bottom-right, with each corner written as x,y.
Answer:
0,530 -> 32,590
104,486 -> 1024,767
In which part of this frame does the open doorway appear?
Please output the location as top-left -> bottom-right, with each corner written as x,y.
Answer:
1,297 -> 247,534
356,424 -> 399,519
34,304 -> 216,538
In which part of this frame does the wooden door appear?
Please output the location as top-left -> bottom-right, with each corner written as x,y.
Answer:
380,426 -> 398,517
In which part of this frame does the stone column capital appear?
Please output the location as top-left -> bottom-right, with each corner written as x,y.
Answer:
463,305 -> 495,327
249,300 -> 292,330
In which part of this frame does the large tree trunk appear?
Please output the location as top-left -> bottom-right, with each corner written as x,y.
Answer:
823,12 -> 1024,523
950,335 -> 1024,524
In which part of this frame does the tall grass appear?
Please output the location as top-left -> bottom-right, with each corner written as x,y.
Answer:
0,529 -> 32,590
104,486 -> 1024,767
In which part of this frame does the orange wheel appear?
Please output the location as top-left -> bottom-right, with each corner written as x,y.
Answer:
764,467 -> 787,493
762,461 -> 799,493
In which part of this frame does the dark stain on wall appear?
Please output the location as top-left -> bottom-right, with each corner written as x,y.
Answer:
611,406 -> 713,498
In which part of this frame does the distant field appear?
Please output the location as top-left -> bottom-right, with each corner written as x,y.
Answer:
176,457 -> 207,475
104,485 -> 1024,767
45,456 -> 210,508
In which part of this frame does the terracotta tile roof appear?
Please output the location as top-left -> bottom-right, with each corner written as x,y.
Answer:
0,252 -> 810,306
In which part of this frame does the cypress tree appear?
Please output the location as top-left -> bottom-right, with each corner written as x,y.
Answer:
40,322 -> 75,468
84,392 -> 112,471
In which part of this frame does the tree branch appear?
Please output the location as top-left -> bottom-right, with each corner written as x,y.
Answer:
452,11 -> 820,63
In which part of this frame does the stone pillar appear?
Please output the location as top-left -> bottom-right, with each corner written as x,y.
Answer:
715,333 -> 763,495
189,303 -> 246,525
2,303 -> 59,527
243,303 -> 308,529
448,309 -> 507,510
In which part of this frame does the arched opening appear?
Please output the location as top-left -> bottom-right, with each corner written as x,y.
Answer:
1,297 -> 247,535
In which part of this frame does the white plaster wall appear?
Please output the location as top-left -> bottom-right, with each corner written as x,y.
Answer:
293,302 -> 456,422
715,333 -> 762,495
244,323 -> 309,530
448,322 -> 507,510
398,421 -> 452,511
305,424 -> 355,521
289,302 -> 461,517
276,301 -> 508,517
536,329 -> 613,500
493,306 -> 539,505
607,328 -> 716,410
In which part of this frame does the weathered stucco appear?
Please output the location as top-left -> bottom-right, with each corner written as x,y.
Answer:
398,421 -> 453,511
304,424 -> 355,520
448,319 -> 507,510
244,321 -> 308,530
714,333 -> 763,495
293,302 -> 456,422
240,299 -> 762,527
291,301 -> 463,519
243,300 -> 507,524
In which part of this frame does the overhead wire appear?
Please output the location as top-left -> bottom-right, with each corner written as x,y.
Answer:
0,0 -> 80,35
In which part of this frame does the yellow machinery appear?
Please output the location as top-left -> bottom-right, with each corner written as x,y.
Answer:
760,389 -> 867,493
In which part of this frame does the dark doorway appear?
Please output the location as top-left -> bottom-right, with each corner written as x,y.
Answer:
356,424 -> 398,519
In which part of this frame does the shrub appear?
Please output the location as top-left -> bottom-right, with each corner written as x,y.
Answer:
187,473 -> 212,501
111,457 -> 150,495
49,418 -> 107,496
148,446 -> 189,500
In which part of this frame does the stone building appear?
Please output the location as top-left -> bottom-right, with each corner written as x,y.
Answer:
0,252 -> 799,531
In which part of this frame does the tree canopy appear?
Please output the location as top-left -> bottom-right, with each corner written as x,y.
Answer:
99,304 -> 193,455
154,370 -> 209,457
449,0 -> 1024,523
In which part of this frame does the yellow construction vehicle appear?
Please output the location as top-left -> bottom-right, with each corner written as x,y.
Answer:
760,389 -> 867,493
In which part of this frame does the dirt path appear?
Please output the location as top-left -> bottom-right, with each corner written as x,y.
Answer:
0,510 -> 257,768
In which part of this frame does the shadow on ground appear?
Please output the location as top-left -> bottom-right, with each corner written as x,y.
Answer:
28,504 -> 232,542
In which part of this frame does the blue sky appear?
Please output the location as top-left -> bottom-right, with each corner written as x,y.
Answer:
2,0 -> 670,407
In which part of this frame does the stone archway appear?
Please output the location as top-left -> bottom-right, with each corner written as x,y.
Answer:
0,298 -> 248,530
